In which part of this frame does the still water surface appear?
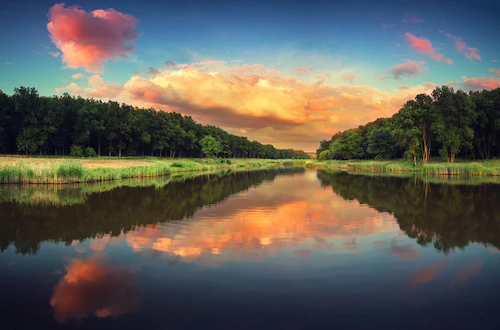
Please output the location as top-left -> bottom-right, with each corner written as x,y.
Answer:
1,168 -> 500,329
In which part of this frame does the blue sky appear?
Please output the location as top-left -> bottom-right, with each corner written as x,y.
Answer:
1,0 -> 499,150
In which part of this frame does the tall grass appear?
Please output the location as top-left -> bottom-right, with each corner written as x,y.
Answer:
307,159 -> 500,177
0,158 -> 304,184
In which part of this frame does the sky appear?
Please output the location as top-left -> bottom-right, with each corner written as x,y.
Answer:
1,0 -> 499,151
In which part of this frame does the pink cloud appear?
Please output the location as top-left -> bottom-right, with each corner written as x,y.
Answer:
461,76 -> 500,91
55,83 -> 84,95
456,262 -> 483,284
375,75 -> 384,81
71,73 -> 83,79
405,33 -> 452,64
294,66 -> 314,75
47,3 -> 140,72
444,33 -> 481,60
387,60 -> 425,80
342,74 -> 355,84
488,68 -> 500,76
49,51 -> 61,57
402,13 -> 423,23
493,60 -> 498,63
315,74 -> 331,81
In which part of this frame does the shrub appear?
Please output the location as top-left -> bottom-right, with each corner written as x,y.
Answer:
171,162 -> 184,168
70,145 -> 84,158
84,147 -> 97,157
226,159 -> 232,164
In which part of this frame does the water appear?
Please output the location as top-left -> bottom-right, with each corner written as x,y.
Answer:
1,168 -> 500,329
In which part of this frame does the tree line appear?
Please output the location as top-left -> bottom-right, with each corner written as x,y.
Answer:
0,87 -> 310,159
316,86 -> 500,164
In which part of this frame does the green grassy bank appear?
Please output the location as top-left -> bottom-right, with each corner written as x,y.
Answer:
0,156 -> 305,184
305,159 -> 500,177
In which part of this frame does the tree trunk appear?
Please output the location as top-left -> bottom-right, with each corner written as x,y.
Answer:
108,140 -> 112,157
118,148 -> 122,157
98,134 -> 101,156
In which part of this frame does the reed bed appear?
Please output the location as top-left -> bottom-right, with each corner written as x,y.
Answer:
306,159 -> 500,177
0,157 -> 303,184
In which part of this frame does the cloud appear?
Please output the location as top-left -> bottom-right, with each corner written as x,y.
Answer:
294,66 -> 314,75
49,51 -> 61,57
229,64 -> 280,75
460,76 -> 500,91
488,68 -> 500,76
456,262 -> 483,284
375,75 -> 384,81
71,73 -> 83,79
382,23 -> 396,29
443,33 -> 481,60
411,259 -> 451,286
398,85 -> 410,90
385,241 -> 418,260
316,74 -> 331,81
58,61 -> 440,150
50,256 -> 140,323
55,83 -> 84,95
164,60 -> 177,67
402,13 -> 423,23
132,67 -> 161,78
387,60 -> 425,80
493,60 -> 498,63
47,3 -> 140,72
342,74 -> 355,84
405,33 -> 452,64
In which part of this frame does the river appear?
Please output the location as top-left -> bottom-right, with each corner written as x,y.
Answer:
1,168 -> 499,329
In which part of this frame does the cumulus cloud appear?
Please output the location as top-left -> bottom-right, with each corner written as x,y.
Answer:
488,68 -> 500,76
405,33 -> 453,64
443,33 -> 481,60
387,60 -> 425,80
50,257 -> 140,323
47,3 -> 140,72
342,74 -> 355,84
56,61 -> 440,150
132,67 -> 161,78
71,73 -> 83,79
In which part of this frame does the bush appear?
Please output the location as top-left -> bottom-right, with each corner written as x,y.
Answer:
226,159 -> 232,164
171,162 -> 183,168
84,147 -> 97,157
70,145 -> 84,158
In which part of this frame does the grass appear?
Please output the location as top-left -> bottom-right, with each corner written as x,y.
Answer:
0,156 -> 304,184
305,159 -> 500,177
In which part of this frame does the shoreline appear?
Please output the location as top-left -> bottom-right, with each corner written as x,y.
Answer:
0,157 -> 305,184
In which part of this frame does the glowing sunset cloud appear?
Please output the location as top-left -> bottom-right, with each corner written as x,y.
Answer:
47,3 -> 140,72
405,33 -> 453,64
50,256 -> 140,323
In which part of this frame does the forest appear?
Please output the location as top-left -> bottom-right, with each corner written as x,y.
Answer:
316,86 -> 500,164
0,87 -> 309,159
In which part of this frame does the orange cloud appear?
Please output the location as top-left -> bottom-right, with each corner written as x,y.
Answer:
488,68 -> 500,76
405,33 -> 452,64
294,66 -> 314,75
47,3 -> 140,72
398,85 -> 410,90
71,73 -> 83,79
342,74 -> 355,84
50,256 -> 140,323
375,75 -> 384,80
461,76 -> 500,91
387,60 -> 425,80
49,51 -> 61,57
55,82 -> 84,95
57,61 -> 439,150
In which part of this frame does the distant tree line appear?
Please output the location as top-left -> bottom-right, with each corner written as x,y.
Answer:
0,87 -> 310,159
316,86 -> 500,164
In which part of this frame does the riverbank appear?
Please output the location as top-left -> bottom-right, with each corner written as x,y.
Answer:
0,156 -> 305,184
305,159 -> 500,176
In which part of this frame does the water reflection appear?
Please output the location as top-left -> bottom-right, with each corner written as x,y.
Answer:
50,255 -> 140,323
317,170 -> 500,252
